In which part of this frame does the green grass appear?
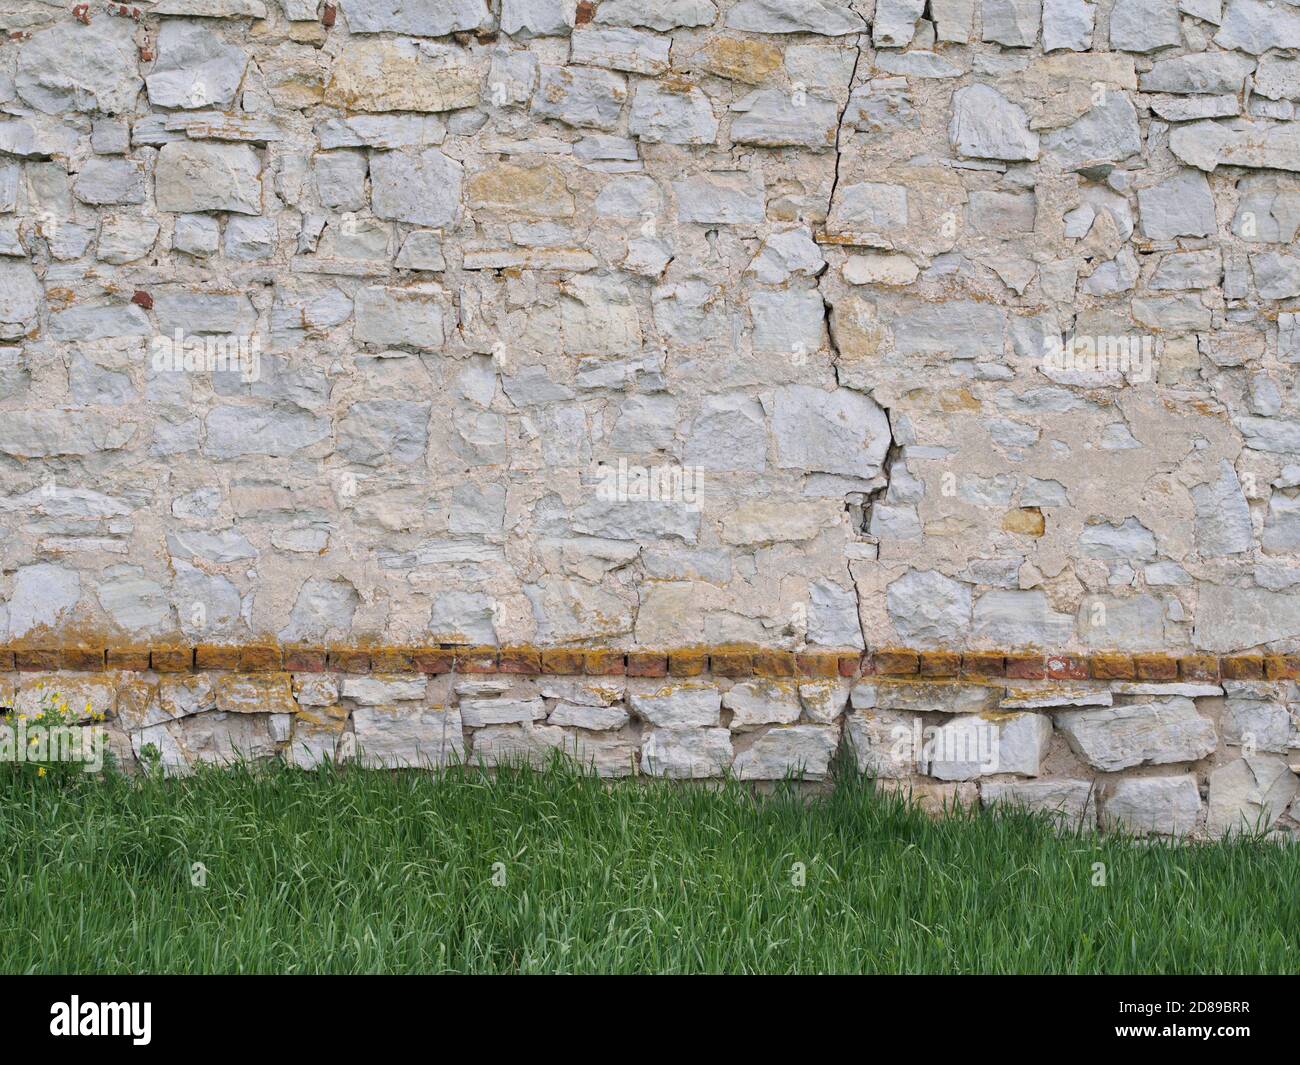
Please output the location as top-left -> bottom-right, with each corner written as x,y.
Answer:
1,758 -> 1295,974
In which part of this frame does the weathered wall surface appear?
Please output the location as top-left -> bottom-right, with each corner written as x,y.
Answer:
2,0 -> 1300,831
2,0 -> 1299,656
6,659 -> 1299,839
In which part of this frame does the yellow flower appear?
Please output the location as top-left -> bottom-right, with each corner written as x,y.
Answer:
37,767 -> 46,778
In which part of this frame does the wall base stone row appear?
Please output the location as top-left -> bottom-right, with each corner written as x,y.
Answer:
5,653 -> 1298,841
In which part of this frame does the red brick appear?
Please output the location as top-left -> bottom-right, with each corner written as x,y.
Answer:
60,646 -> 104,671
151,644 -> 193,672
873,649 -> 918,676
1089,653 -> 1135,681
498,648 -> 542,674
711,651 -> 753,677
962,652 -> 1006,677
1179,654 -> 1219,682
626,652 -> 668,678
196,643 -> 241,671
668,650 -> 707,677
412,647 -> 455,674
106,646 -> 150,671
584,650 -> 626,676
1005,653 -> 1046,680
239,643 -> 282,672
283,645 -> 327,672
459,647 -> 499,673
918,651 -> 960,677
328,647 -> 371,673
541,649 -> 585,675
1221,655 -> 1265,681
1046,654 -> 1087,681
797,652 -> 840,678
1133,653 -> 1177,681
371,647 -> 415,673
1263,654 -> 1300,681
15,648 -> 59,671
752,650 -> 796,677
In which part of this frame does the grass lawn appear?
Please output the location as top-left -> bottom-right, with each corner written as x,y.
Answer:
1,759 -> 1295,974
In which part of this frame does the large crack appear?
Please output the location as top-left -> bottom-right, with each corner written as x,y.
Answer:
825,31 -> 886,655
822,30 -> 894,533
847,409 -> 905,654
826,31 -> 865,237
821,27 -> 867,388
862,408 -> 903,539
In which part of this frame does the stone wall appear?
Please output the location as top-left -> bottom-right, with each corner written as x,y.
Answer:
2,0 -> 1299,830
5,651 -> 1298,838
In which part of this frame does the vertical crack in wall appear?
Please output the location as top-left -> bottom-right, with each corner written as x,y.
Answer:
822,25 -> 866,391
848,405 -> 901,655
820,274 -> 884,654
862,409 -> 903,539
824,29 -> 878,655
826,31 -> 864,233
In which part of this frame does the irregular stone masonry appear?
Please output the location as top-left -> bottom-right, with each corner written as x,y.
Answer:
4,2 -> 1300,836
3,643 -> 1298,839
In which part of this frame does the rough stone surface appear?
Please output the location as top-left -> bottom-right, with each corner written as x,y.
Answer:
147,21 -> 247,110
371,149 -> 462,227
732,725 -> 839,781
641,727 -> 733,779
845,709 -> 920,778
1220,693 -> 1294,752
887,570 -> 972,647
1109,0 -> 1183,53
1102,775 -> 1201,836
629,684 -> 722,728
928,711 -> 1051,780
1138,171 -> 1217,240
1206,755 -> 1298,836
6,660 -> 1300,837
1043,0 -> 1096,52
8,563 -> 81,637
982,779 -> 1097,828
0,5 -> 1298,840
155,142 -> 262,215
723,679 -> 801,730
353,706 -> 465,769
1056,699 -> 1216,771
16,19 -> 141,115
1192,462 -> 1253,557
1194,587 -> 1300,651
949,85 -> 1039,161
